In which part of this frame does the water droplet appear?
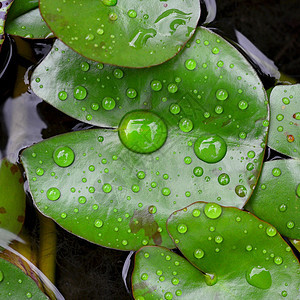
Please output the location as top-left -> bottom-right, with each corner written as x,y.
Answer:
58,91 -> 68,101
102,0 -> 117,6
281,291 -> 288,297
238,100 -> 248,110
126,88 -> 137,99
168,83 -> 178,94
212,47 -> 219,54
192,209 -> 201,217
137,171 -> 145,179
128,9 -> 137,18
73,86 -> 87,100
296,184 -> 300,197
266,226 -> 277,237
286,221 -> 295,229
194,248 -> 205,259
119,111 -> 167,154
177,224 -> 188,234
279,204 -> 287,212
148,205 -> 157,214
26,292 -> 32,298
102,97 -> 115,110
194,135 -> 227,163
80,62 -> 90,71
293,112 -> 300,120
162,188 -> 171,196
94,219 -> 103,228
179,118 -> 193,133
151,80 -> 162,91
274,256 -> 283,265
78,196 -> 86,204
193,167 -> 204,177
246,245 -> 253,251
0,270 -> 4,282
169,104 -> 181,115
215,105 -> 224,114
141,273 -> 148,280
185,59 -> 197,70
164,292 -> 173,300
247,163 -> 254,171
36,168 -> 44,176
272,168 -> 281,177
109,12 -> 118,21
246,266 -> 272,289
184,156 -> 192,164
172,278 -> 179,285
47,187 -> 61,201
218,173 -> 230,185
53,146 -> 75,167
276,114 -> 284,121
132,184 -> 140,193
216,89 -> 229,101
287,135 -> 294,143
247,151 -> 255,158
97,28 -> 104,35
102,183 -> 112,193
215,236 -> 223,243
235,185 -> 247,197
113,69 -> 124,79
282,97 -> 290,105
204,203 -> 222,219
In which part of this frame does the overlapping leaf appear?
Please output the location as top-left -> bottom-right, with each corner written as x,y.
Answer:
5,0 -> 52,39
245,159 -> 299,239
39,0 -> 201,67
24,27 -> 269,250
268,84 -> 299,158
0,258 -> 48,299
133,202 -> 300,299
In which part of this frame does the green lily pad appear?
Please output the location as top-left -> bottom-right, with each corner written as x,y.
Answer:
268,84 -> 299,158
290,239 -> 300,253
0,258 -> 48,299
151,201 -> 300,299
25,27 -> 269,250
5,0 -> 53,39
0,0 -> 14,51
0,159 -> 26,236
245,159 -> 299,239
39,0 -> 201,68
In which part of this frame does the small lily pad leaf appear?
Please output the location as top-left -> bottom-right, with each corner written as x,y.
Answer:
0,159 -> 26,236
245,159 -> 300,239
39,0 -> 200,68
5,0 -> 53,39
166,202 -> 300,299
0,258 -> 48,299
0,0 -> 14,52
268,84 -> 299,158
132,246 -> 209,299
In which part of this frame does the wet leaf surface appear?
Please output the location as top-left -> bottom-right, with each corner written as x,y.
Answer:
268,84 -> 299,159
39,0 -> 200,68
0,258 -> 48,299
245,159 -> 300,239
0,158 -> 25,236
131,202 -> 300,299
23,27 -> 270,250
5,0 -> 53,39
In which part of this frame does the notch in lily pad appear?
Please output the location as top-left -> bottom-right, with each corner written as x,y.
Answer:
39,0 -> 201,67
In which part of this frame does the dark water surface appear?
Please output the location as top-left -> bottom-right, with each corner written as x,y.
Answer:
0,0 -> 299,299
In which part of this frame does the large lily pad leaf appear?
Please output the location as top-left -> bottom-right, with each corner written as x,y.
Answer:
39,0 -> 200,68
0,0 -> 14,51
5,0 -> 53,39
245,159 -> 300,239
268,84 -> 299,158
151,202 -> 300,299
26,27 -> 268,250
0,159 -> 26,236
0,258 -> 48,299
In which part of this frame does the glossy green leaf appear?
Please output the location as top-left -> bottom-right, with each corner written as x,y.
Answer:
5,0 -> 53,39
268,84 -> 299,158
39,0 -> 200,68
290,239 -> 300,253
0,159 -> 26,236
245,159 -> 299,239
0,0 -> 14,51
25,27 -> 269,250
152,201 -> 300,299
0,258 -> 48,299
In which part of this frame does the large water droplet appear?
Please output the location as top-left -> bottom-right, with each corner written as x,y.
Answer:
246,266 -> 272,290
119,111 -> 167,154
177,224 -> 188,234
194,248 -> 205,259
53,146 -> 75,167
204,203 -> 222,219
102,0 -> 117,6
194,135 -> 227,163
73,86 -> 87,100
218,173 -> 230,185
215,89 -> 228,101
235,185 -> 247,197
185,59 -> 197,70
47,187 -> 61,201
179,118 -> 193,133
151,80 -> 162,91
102,97 -> 116,110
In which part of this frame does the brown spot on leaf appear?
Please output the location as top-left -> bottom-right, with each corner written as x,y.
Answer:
0,207 -> 7,214
17,215 -> 25,223
130,208 -> 162,245
10,164 -> 19,175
